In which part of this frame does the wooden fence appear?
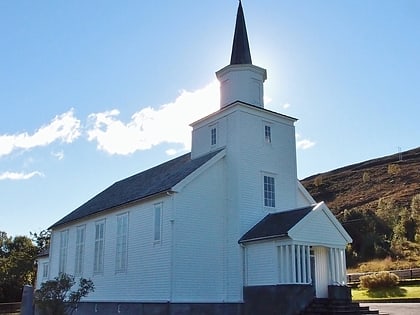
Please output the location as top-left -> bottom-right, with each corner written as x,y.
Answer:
0,302 -> 20,315
348,268 -> 420,283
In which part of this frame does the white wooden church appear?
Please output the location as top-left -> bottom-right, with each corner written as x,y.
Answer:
37,2 -> 352,314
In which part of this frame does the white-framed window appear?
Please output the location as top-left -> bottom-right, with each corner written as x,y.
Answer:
210,126 -> 217,146
94,220 -> 105,274
115,213 -> 129,272
263,175 -> 276,208
59,230 -> 68,274
264,124 -> 272,143
74,225 -> 86,276
42,262 -> 49,279
154,203 -> 163,242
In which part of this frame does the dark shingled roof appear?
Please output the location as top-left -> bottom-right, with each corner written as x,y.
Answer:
239,205 -> 315,243
230,1 -> 252,65
50,150 -> 223,229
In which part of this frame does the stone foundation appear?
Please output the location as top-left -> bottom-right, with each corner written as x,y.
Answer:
36,302 -> 243,315
328,285 -> 352,301
243,284 -> 315,315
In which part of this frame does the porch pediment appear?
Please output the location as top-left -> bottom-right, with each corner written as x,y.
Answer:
239,202 -> 352,247
289,202 -> 352,246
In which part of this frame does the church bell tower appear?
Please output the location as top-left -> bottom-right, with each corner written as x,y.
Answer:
216,1 -> 267,108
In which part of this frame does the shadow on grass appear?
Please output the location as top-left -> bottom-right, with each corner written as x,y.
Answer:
366,286 -> 407,298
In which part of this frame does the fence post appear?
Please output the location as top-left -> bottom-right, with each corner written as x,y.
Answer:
20,285 -> 34,315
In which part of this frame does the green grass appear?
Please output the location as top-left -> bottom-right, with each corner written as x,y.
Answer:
352,284 -> 420,300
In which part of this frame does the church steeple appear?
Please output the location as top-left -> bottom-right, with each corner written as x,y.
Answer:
216,1 -> 267,108
230,1 -> 252,65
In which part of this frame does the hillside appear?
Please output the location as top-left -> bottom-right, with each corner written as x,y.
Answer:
301,147 -> 420,214
301,146 -> 420,269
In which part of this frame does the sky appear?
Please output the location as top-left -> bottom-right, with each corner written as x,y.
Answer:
1,0 -> 419,237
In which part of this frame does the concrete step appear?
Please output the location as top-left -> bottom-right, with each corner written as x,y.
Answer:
301,298 -> 388,315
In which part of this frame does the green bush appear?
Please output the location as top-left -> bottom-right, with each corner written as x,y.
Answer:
34,273 -> 94,315
359,271 -> 399,290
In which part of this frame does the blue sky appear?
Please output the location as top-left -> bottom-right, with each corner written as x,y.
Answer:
1,1 -> 419,237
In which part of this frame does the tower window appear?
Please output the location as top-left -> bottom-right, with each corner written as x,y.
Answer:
263,175 -> 276,207
211,127 -> 217,145
264,125 -> 272,143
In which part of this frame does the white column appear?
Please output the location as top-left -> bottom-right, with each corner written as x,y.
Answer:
296,245 -> 301,283
339,248 -> 346,285
306,246 -> 312,284
331,248 -> 337,284
291,244 -> 296,283
301,246 -> 306,283
279,245 -> 284,283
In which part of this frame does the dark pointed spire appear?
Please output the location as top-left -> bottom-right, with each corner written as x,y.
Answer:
230,1 -> 252,65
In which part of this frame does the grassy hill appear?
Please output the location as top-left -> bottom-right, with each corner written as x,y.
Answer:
301,147 -> 420,271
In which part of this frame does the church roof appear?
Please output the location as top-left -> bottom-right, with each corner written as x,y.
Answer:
50,150 -> 223,229
230,1 -> 252,65
238,205 -> 315,243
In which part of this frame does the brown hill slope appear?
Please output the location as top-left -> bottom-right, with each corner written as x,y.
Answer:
301,147 -> 420,216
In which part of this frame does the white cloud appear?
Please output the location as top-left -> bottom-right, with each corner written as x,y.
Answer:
165,149 -> 178,156
296,134 -> 316,150
52,150 -> 64,160
87,81 -> 219,155
0,109 -> 81,157
0,171 -> 44,180
264,95 -> 273,105
266,102 -> 290,113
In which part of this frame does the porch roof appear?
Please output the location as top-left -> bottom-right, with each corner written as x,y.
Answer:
239,205 -> 315,243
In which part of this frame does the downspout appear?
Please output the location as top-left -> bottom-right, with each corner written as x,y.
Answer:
240,243 -> 247,290
167,191 -> 175,302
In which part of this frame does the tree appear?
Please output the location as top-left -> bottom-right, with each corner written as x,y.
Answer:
376,197 -> 399,227
0,232 -> 38,302
339,208 -> 391,265
31,230 -> 51,254
410,194 -> 420,242
34,273 -> 94,315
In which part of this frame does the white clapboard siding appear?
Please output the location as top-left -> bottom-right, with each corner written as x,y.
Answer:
289,204 -> 352,247
48,196 -> 173,302
244,241 -> 277,286
171,156 -> 227,302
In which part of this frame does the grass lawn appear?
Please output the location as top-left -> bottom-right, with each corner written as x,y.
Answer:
352,284 -> 420,300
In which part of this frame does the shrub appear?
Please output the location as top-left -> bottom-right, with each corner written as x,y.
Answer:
34,273 -> 94,315
359,271 -> 399,290
387,163 -> 401,175
362,172 -> 370,183
314,175 -> 323,187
